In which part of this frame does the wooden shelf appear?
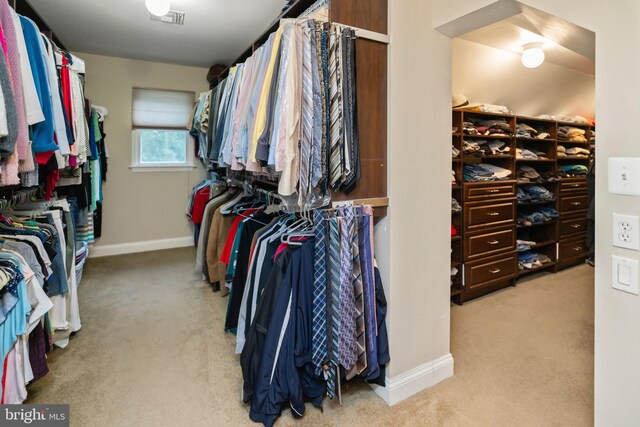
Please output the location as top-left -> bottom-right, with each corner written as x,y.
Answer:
452,158 -> 462,162
557,141 -> 591,145
451,261 -> 462,268
517,239 -> 557,250
517,137 -> 556,142
518,261 -> 556,277
558,177 -> 587,182
456,109 -> 514,118
517,220 -> 558,229
451,235 -> 461,242
463,134 -> 513,139
531,240 -> 557,250
556,121 -> 590,127
517,181 -> 557,186
452,185 -> 461,190
517,200 -> 557,206
452,108 -> 593,303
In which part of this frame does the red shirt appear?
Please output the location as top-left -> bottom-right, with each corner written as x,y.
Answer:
219,208 -> 262,264
190,187 -> 211,225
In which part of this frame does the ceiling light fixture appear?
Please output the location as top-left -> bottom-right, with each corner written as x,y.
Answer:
145,0 -> 171,16
521,42 -> 545,68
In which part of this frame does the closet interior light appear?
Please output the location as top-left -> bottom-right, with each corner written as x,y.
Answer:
521,42 -> 545,68
145,0 -> 171,16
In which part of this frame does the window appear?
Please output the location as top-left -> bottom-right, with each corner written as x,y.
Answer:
130,88 -> 195,171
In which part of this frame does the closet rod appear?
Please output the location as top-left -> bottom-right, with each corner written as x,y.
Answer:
332,197 -> 389,208
333,22 -> 390,44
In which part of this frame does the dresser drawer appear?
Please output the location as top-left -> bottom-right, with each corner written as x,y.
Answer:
464,253 -> 517,291
464,182 -> 516,202
560,195 -> 589,213
465,227 -> 515,260
465,201 -> 515,231
558,179 -> 587,195
560,216 -> 588,238
559,234 -> 588,260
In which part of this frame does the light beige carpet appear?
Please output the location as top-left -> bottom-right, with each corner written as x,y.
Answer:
26,248 -> 594,426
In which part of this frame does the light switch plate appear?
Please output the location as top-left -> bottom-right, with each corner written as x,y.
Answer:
609,158 -> 640,195
612,255 -> 639,295
613,213 -> 640,250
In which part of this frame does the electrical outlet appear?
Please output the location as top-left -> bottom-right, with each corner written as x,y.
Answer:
613,213 -> 640,250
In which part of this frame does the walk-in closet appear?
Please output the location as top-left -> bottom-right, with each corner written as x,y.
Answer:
0,0 -> 638,425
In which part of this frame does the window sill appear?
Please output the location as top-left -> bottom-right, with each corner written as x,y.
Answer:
129,165 -> 196,173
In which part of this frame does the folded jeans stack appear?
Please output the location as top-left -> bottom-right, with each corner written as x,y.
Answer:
516,148 -> 544,160
518,185 -> 556,204
464,163 -> 512,182
518,251 -> 552,270
517,207 -> 559,226
517,239 -> 537,252
516,123 -> 537,138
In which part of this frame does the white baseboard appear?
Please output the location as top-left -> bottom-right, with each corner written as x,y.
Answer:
371,353 -> 454,406
89,236 -> 193,258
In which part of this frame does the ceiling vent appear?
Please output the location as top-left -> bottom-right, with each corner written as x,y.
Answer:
150,11 -> 185,25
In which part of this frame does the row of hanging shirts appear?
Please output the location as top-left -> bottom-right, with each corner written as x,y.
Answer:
191,18 -> 361,212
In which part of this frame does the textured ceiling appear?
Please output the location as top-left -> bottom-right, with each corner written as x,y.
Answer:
28,0 -> 286,68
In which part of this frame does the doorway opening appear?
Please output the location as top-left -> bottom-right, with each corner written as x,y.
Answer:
447,4 -> 595,424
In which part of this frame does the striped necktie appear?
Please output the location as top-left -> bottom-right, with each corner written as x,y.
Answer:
346,212 -> 367,379
298,21 -> 313,205
325,215 -> 341,399
328,25 -> 343,189
321,28 -> 330,194
312,210 -> 328,376
338,208 -> 357,371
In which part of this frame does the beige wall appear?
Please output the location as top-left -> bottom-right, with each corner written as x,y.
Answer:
77,53 -> 209,247
452,38 -> 595,119
405,0 -> 638,423
385,0 -> 453,381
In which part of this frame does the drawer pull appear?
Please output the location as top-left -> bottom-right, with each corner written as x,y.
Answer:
487,240 -> 500,245
570,202 -> 582,206
486,189 -> 501,193
573,246 -> 583,251
570,184 -> 581,187
489,268 -> 501,274
487,212 -> 500,216
571,224 -> 582,229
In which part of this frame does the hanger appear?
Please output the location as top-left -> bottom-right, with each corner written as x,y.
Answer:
280,210 -> 315,244
220,179 -> 255,214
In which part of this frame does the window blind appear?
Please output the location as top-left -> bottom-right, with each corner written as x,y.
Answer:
132,88 -> 194,129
